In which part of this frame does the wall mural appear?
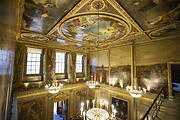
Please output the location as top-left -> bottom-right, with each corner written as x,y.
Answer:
110,65 -> 131,88
18,98 -> 46,120
90,65 -> 109,84
136,64 -> 168,93
116,0 -> 180,30
60,14 -> 130,43
22,0 -> 80,33
112,97 -> 128,120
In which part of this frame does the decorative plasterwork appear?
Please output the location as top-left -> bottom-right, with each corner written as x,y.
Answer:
46,0 -> 150,50
17,0 -> 180,52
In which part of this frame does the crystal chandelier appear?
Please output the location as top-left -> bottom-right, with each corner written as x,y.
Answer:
45,82 -> 63,94
126,86 -> 147,98
80,99 -> 117,120
86,80 -> 100,89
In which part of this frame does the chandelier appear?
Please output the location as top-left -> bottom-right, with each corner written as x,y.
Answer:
80,99 -> 117,120
86,80 -> 100,89
126,86 -> 147,98
45,82 -> 63,94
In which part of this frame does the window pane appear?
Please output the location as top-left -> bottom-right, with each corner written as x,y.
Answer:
26,48 -> 41,74
76,55 -> 83,73
55,52 -> 65,73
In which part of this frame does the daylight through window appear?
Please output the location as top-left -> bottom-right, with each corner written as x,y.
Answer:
56,52 -> 65,73
76,55 -> 83,73
26,48 -> 41,74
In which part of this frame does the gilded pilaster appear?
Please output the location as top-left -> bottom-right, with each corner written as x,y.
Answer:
13,43 -> 25,87
86,53 -> 91,80
45,48 -> 55,83
69,52 -> 76,83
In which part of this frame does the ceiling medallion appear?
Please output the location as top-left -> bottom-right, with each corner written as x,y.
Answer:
59,14 -> 131,44
91,0 -> 105,10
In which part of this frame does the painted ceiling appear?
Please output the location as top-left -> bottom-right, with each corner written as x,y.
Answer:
60,14 -> 130,43
19,0 -> 180,51
22,0 -> 81,33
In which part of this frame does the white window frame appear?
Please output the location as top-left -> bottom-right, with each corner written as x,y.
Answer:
26,48 -> 42,75
55,52 -> 65,74
76,54 -> 83,73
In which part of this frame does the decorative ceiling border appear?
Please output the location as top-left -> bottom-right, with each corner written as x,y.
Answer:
16,0 -> 25,40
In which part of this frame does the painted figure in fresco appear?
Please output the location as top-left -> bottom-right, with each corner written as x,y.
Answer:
61,15 -> 128,43
22,0 -> 81,33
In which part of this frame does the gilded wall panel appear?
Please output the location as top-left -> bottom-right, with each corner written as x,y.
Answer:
110,46 -> 131,66
45,48 -> 55,83
18,98 -> 46,120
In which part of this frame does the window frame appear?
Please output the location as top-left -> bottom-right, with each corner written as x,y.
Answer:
76,54 -> 83,73
55,51 -> 66,75
76,54 -> 87,78
24,47 -> 44,77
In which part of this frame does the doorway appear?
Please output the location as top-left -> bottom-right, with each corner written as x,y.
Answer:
171,64 -> 180,96
53,99 -> 68,120
112,97 -> 129,120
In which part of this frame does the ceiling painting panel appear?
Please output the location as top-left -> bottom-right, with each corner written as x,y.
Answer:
21,0 -> 81,33
116,0 -> 180,30
59,14 -> 130,43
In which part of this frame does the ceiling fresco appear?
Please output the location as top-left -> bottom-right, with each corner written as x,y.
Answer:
18,0 -> 180,51
116,0 -> 180,30
59,14 -> 130,43
21,0 -> 81,33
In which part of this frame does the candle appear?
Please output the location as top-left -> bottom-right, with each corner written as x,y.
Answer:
106,102 -> 109,109
134,86 -> 137,90
143,88 -> 147,93
80,107 -> 83,116
24,83 -> 29,88
83,111 -> 86,120
113,109 -> 117,116
81,102 -> 84,107
111,104 -> 114,112
92,99 -> 95,108
86,100 -> 89,109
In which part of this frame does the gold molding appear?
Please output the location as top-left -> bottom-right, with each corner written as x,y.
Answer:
101,87 -> 153,102
91,0 -> 106,10
16,83 -> 87,99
